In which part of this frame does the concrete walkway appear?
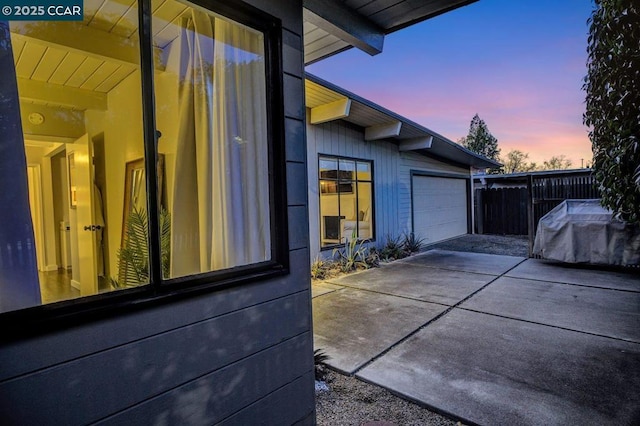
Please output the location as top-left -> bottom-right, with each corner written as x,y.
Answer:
312,249 -> 640,425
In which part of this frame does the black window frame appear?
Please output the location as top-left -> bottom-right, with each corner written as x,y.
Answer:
0,0 -> 288,340
318,154 -> 375,250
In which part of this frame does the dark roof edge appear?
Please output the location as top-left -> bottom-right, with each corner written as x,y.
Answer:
474,168 -> 593,180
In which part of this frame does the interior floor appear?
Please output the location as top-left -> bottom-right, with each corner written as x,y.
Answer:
39,269 -> 79,304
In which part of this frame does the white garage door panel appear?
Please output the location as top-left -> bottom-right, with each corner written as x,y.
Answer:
412,176 -> 468,243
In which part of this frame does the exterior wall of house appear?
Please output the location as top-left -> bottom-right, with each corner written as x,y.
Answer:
0,1 -> 315,424
307,117 -> 399,259
307,117 -> 470,260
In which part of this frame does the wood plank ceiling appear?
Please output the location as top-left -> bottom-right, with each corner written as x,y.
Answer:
11,0 -> 189,110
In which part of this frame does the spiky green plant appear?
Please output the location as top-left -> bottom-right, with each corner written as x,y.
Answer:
111,207 -> 171,288
314,349 -> 330,381
402,232 -> 426,254
333,232 -> 370,272
379,234 -> 405,261
311,255 -> 327,280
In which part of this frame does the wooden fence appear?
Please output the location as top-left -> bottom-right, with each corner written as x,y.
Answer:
475,171 -> 601,254
475,187 -> 527,235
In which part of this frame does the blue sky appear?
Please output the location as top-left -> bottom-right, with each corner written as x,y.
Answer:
307,0 -> 594,167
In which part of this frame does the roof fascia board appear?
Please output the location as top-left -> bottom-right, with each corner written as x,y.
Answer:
303,0 -> 384,56
310,98 -> 352,124
365,121 -> 402,140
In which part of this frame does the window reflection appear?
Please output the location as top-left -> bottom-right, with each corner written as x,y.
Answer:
2,7 -> 147,312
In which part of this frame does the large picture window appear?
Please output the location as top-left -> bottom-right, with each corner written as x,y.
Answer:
319,155 -> 374,247
153,0 -> 271,278
0,0 -> 285,319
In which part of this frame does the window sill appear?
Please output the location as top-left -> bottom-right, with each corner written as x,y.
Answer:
0,262 -> 288,343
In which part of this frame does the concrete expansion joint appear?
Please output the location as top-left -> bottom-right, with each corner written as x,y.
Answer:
351,258 -> 528,375
504,274 -> 640,294
456,307 -> 640,345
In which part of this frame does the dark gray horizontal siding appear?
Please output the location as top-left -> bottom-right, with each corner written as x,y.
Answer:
95,333 -> 313,425
218,372 -> 316,426
0,291 -> 311,425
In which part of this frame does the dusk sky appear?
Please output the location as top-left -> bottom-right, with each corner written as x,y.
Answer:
307,0 -> 594,167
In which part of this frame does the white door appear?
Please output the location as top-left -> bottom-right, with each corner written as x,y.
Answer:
67,135 -> 98,296
412,175 -> 468,244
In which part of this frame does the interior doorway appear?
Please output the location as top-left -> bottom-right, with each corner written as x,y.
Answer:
24,136 -> 109,304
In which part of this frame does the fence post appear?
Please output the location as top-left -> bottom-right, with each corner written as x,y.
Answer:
527,174 -> 534,258
476,188 -> 483,234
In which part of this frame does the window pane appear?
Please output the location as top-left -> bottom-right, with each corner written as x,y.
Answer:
339,159 -> 355,181
153,0 -> 271,278
2,12 -> 147,312
319,180 -> 341,247
319,157 -> 338,179
356,162 -> 371,181
356,182 -> 373,240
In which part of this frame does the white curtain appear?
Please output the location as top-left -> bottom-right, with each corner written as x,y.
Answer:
170,10 -> 270,277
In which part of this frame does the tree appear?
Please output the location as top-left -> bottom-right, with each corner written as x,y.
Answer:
459,114 -> 500,162
584,0 -> 640,224
501,150 -> 537,174
542,155 -> 573,170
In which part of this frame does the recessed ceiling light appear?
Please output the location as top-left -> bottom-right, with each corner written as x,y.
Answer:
28,112 -> 45,125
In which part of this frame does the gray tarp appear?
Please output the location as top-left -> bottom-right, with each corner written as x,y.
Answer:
533,199 -> 640,266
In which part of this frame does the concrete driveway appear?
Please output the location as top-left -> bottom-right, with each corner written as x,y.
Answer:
312,249 -> 640,425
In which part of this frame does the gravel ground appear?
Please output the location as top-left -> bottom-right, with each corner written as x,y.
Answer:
426,234 -> 529,257
314,234 -> 527,425
316,370 -> 458,426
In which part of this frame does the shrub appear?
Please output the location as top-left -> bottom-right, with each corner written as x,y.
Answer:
333,235 -> 370,272
402,232 -> 425,254
584,0 -> 640,224
379,235 -> 406,261
311,256 -> 327,280
314,349 -> 330,381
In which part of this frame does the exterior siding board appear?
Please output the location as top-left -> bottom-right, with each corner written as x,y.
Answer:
0,293 -> 311,425
0,1 -> 314,424
94,333 -> 313,425
218,372 -> 316,426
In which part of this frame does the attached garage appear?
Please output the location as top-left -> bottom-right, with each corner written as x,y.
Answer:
411,173 -> 469,244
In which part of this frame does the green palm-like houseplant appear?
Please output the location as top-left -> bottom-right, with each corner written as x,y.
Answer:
111,207 -> 171,288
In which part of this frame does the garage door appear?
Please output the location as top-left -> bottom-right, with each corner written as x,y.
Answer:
412,175 -> 468,243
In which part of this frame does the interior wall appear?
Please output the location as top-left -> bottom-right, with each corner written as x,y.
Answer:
24,146 -> 58,271
50,151 -> 67,269
85,71 -> 144,280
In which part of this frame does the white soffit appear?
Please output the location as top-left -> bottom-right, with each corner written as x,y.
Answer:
305,73 -> 502,169
303,0 -> 478,64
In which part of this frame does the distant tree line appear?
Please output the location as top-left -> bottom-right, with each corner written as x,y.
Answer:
458,114 -> 582,174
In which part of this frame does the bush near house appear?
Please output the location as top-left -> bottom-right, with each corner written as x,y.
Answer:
311,232 -> 425,280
